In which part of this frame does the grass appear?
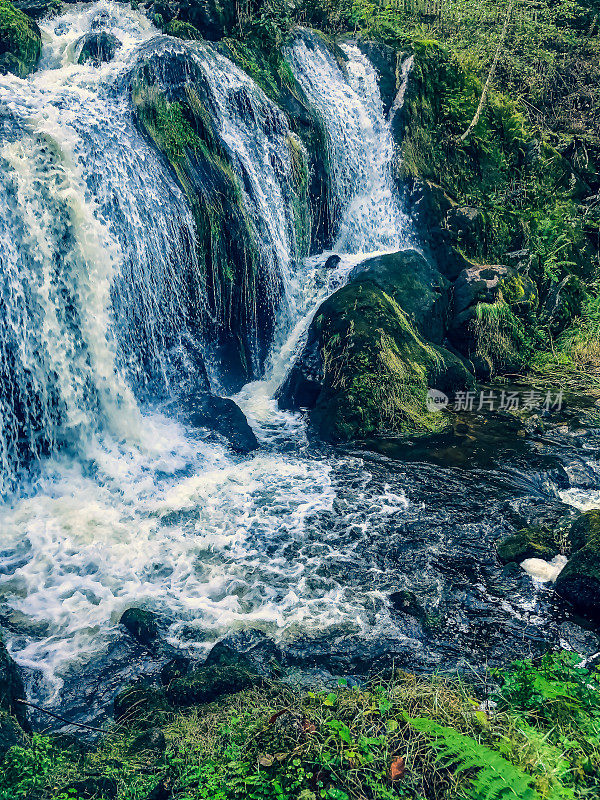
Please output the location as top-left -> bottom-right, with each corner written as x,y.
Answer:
2,652 -> 599,799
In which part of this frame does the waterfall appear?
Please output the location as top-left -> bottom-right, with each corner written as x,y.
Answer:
286,31 -> 414,254
189,43 -> 302,318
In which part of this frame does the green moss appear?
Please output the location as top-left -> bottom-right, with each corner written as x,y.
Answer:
312,280 -> 462,441
0,0 -> 41,78
163,19 -> 202,40
497,526 -> 559,564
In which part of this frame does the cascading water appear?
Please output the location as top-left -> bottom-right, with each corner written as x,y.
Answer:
1,4 -> 594,728
286,31 -> 414,254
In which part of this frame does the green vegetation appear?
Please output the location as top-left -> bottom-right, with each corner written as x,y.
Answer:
1,652 -> 599,799
0,0 -> 41,77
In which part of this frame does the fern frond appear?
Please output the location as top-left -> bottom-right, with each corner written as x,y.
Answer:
405,715 -> 540,800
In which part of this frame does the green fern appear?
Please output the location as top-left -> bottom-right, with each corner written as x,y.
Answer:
405,715 -> 540,800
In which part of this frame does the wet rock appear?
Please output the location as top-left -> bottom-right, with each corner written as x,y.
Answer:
324,254 -> 341,269
496,526 -> 559,565
0,709 -> 26,757
206,630 -> 282,676
183,392 -> 259,454
555,510 -> 600,619
160,655 -> 191,686
446,206 -> 485,253
77,31 -> 121,66
113,682 -> 170,726
0,608 -> 49,638
356,40 -> 398,115
149,0 -> 235,41
119,607 -> 160,646
12,0 -> 58,20
165,663 -> 259,707
0,0 -> 42,77
129,726 -> 166,754
0,633 -> 29,731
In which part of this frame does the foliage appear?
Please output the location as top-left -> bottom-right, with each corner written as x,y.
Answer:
2,653 -> 599,799
406,716 -> 540,800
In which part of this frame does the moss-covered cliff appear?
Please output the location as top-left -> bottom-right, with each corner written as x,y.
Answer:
0,0 -> 41,77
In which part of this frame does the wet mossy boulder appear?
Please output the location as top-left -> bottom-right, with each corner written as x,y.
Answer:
0,0 -> 41,78
279,273 -> 473,442
348,249 -> 450,344
119,607 -> 160,646
163,19 -> 202,40
12,0 -> 59,20
555,510 -> 600,620
279,249 -> 473,441
165,663 -> 258,706
497,526 -> 559,565
77,31 -> 121,66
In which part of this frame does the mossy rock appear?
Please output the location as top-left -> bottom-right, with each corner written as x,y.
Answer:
568,509 -> 600,552
0,0 -> 41,78
77,31 -> 121,66
279,257 -> 474,442
0,709 -> 26,757
165,664 -> 259,707
555,511 -> 600,620
119,607 -> 160,646
497,527 -> 559,564
0,634 -> 28,731
113,683 -> 171,727
163,19 -> 202,40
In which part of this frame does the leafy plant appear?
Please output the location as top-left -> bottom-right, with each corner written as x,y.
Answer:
405,716 -> 540,800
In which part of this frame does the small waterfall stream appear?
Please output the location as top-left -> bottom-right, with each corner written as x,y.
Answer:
0,4 -> 596,725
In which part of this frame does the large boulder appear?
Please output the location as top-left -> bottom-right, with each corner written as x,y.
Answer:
0,0 -> 41,77
11,0 -> 58,19
77,31 -> 121,66
149,0 -> 235,41
555,510 -> 600,620
348,249 -> 450,344
278,251 -> 474,442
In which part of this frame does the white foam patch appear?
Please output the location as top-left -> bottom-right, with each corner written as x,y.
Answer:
520,555 -> 568,583
559,488 -> 600,511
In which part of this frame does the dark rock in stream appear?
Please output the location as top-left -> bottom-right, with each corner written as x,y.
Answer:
77,32 -> 121,66
556,510 -> 600,621
120,607 -> 160,647
182,392 -> 259,454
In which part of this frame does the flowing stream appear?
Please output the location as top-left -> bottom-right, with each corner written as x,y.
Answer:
0,4 -> 599,727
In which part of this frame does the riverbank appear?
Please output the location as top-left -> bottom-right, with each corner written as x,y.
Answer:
1,649 -> 599,800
